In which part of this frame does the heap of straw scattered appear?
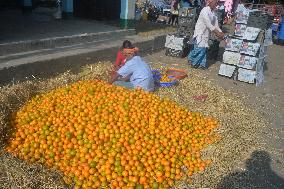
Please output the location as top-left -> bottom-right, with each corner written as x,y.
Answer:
0,59 -> 277,189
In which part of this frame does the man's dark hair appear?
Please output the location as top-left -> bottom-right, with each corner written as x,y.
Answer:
122,40 -> 134,49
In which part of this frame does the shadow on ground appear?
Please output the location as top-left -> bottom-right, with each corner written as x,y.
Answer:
207,46 -> 225,68
217,150 -> 284,189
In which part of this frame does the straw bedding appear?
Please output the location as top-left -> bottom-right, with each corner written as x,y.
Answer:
0,60 -> 273,189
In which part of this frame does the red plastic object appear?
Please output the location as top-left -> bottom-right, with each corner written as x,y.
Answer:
166,68 -> 188,80
193,94 -> 208,102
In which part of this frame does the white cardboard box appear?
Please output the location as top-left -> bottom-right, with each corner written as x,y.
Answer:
223,51 -> 241,65
237,55 -> 258,69
165,35 -> 184,51
240,42 -> 260,56
238,68 -> 256,83
225,38 -> 243,52
234,24 -> 247,37
242,27 -> 261,41
218,64 -> 237,77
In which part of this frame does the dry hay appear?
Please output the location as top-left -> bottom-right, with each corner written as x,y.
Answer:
149,62 -> 281,188
0,60 -> 273,189
0,152 -> 70,189
0,62 -> 111,189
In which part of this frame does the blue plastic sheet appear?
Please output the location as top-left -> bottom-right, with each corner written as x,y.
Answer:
148,0 -> 170,9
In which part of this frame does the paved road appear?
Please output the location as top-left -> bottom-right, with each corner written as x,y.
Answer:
0,9 -> 120,43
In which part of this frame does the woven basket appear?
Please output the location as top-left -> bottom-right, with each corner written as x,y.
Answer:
152,70 -> 178,87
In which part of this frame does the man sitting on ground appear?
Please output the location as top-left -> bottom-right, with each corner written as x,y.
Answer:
109,41 -> 155,92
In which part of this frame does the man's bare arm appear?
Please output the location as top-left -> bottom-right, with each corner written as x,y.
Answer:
109,71 -> 120,84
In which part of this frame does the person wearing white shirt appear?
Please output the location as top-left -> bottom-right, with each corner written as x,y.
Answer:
188,0 -> 224,69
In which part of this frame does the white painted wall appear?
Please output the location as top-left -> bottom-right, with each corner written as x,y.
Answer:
120,0 -> 135,20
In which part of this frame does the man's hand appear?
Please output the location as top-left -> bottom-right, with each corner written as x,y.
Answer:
213,29 -> 225,40
113,65 -> 121,71
121,75 -> 131,82
109,70 -> 119,84
218,32 -> 225,39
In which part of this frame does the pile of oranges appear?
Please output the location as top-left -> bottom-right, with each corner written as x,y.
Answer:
160,74 -> 174,83
6,80 -> 219,189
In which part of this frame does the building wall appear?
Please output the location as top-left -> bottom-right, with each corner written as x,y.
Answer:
120,0 -> 135,20
73,0 -> 121,20
0,0 -> 21,8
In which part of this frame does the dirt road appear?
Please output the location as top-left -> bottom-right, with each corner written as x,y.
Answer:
143,44 -> 284,188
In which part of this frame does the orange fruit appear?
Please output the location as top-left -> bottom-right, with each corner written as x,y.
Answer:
6,80 -> 219,187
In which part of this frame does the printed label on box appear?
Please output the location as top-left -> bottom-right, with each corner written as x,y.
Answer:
165,35 -> 184,50
235,24 -> 247,37
242,27 -> 261,41
218,64 -> 236,77
238,55 -> 257,69
225,38 -> 243,52
240,42 -> 260,56
235,8 -> 249,24
238,68 -> 256,83
223,51 -> 241,65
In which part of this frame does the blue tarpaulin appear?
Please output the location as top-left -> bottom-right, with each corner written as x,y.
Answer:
148,0 -> 170,9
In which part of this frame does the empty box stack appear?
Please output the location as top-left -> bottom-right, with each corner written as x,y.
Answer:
218,5 -> 272,85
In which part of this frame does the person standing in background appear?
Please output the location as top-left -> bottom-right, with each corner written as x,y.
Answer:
168,0 -> 180,26
188,0 -> 224,69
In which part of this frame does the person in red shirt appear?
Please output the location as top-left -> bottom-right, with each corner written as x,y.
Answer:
114,40 -> 138,70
